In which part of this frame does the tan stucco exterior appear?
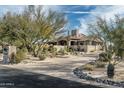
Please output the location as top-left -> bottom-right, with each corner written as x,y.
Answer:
48,29 -> 103,53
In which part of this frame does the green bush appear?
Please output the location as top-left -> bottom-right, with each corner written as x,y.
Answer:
0,49 -> 3,53
98,52 -> 112,62
47,46 -> 57,57
21,48 -> 28,53
83,64 -> 94,71
15,49 -> 27,63
58,48 -> 68,55
48,45 -> 55,53
51,47 -> 57,57
39,54 -> 46,60
9,52 -> 16,64
64,47 -> 71,52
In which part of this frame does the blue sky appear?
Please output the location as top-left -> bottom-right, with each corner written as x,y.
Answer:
0,5 -> 124,34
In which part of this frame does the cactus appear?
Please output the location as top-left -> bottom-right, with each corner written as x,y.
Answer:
107,63 -> 115,78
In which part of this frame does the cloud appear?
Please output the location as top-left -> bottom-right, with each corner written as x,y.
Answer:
91,6 -> 124,20
64,11 -> 97,14
0,5 -> 25,16
78,5 -> 124,34
43,5 -> 61,12
78,18 -> 89,35
0,5 -> 61,17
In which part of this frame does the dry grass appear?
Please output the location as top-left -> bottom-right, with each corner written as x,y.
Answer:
95,62 -> 106,68
83,64 -> 95,71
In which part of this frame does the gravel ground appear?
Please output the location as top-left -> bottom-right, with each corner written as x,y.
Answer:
0,54 -> 102,88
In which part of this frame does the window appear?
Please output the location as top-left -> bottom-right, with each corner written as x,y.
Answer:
92,41 -> 96,45
80,41 -> 84,45
71,41 -> 75,45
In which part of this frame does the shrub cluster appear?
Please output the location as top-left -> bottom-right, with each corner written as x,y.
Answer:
82,64 -> 94,71
98,52 -> 112,62
95,62 -> 106,68
58,48 -> 68,55
9,48 -> 27,64
38,54 -> 46,60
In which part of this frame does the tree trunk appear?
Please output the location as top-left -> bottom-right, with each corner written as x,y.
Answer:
104,42 -> 108,52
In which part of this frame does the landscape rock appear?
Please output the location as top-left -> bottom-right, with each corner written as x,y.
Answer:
73,67 -> 124,88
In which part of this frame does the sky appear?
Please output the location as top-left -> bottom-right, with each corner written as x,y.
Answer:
0,5 -> 124,35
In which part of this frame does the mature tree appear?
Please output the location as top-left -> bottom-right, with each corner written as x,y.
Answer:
0,5 -> 67,57
111,16 -> 124,58
88,15 -> 124,59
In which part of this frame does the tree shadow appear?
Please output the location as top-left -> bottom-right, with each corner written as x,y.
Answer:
0,66 -> 101,88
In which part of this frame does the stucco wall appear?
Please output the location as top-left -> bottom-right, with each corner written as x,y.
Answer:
54,45 -> 102,52
54,45 -> 65,51
86,45 -> 102,52
8,46 -> 16,56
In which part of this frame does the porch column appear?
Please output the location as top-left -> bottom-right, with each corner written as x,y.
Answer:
68,40 -> 71,46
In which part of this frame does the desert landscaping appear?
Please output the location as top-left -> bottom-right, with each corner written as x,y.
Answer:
0,53 -> 103,88
0,51 -> 124,88
0,5 -> 124,88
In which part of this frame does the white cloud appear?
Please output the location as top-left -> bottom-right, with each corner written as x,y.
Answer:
78,6 -> 124,34
78,18 -> 89,35
91,6 -> 124,20
64,11 -> 97,14
0,5 -> 25,16
43,5 -> 61,12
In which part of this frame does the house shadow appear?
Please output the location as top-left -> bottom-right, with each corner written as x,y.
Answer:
0,66 -> 101,88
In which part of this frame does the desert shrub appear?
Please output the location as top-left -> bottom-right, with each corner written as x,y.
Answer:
42,46 -> 48,53
69,48 -> 75,55
50,47 -> 57,57
54,47 -> 57,52
58,48 -> 65,55
0,49 -> 3,53
98,52 -> 112,62
83,64 -> 94,71
51,47 -> 57,56
21,48 -> 28,53
47,45 -> 57,57
95,62 -> 106,68
90,49 -> 95,52
9,52 -> 16,64
117,49 -> 124,59
64,46 -> 72,52
58,47 -> 68,55
48,45 -> 54,53
90,50 -> 94,52
39,54 -> 46,60
15,49 -> 27,63
88,62 -> 96,65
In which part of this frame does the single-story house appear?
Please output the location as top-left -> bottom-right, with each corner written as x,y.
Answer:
48,29 -> 103,53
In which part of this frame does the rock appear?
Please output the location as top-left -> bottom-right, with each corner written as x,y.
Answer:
73,67 -> 124,87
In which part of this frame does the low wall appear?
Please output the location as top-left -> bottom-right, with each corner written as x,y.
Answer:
8,46 -> 16,56
87,45 -> 102,52
54,45 -> 103,52
54,45 -> 65,51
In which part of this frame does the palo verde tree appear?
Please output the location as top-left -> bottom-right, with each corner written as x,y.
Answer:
0,5 -> 67,57
88,15 -> 124,62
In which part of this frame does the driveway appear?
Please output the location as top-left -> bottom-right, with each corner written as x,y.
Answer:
0,55 -> 101,88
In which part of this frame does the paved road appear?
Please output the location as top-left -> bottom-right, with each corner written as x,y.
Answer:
0,55 -> 101,88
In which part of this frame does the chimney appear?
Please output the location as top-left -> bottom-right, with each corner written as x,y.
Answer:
76,29 -> 79,37
71,29 -> 79,37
